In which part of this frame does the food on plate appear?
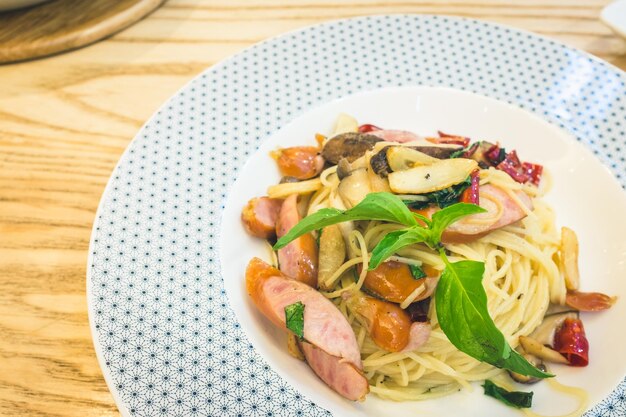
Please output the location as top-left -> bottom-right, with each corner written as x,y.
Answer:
241,114 -> 615,414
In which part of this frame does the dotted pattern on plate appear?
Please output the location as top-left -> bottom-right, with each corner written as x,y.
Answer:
88,15 -> 626,417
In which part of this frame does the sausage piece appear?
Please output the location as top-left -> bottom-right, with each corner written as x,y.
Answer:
276,194 -> 318,287
414,184 -> 533,243
272,146 -> 324,180
361,261 -> 437,304
246,257 -> 362,367
245,258 -> 368,400
299,342 -> 369,401
241,197 -> 283,239
345,291 -> 430,352
367,129 -> 422,143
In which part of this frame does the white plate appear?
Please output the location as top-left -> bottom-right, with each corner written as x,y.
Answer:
221,86 -> 626,417
87,15 -> 626,417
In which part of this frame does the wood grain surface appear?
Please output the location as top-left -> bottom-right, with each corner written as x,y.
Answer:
0,0 -> 165,63
0,1 -> 624,416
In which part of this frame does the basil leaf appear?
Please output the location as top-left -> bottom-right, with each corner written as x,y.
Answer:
428,203 -> 486,246
274,192 -> 417,250
482,380 -> 533,409
435,257 -> 552,378
369,227 -> 430,270
409,264 -> 426,279
284,301 -> 305,339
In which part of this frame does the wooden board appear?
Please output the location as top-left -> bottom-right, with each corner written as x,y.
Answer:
0,1 -> 624,416
0,0 -> 165,63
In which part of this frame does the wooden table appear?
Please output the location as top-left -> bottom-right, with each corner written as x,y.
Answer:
0,1 -> 623,415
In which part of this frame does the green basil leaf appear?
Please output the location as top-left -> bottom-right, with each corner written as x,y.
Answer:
435,257 -> 552,378
428,203 -> 486,246
409,264 -> 426,279
482,380 -> 533,409
369,227 -> 430,270
274,192 -> 417,250
284,301 -> 305,339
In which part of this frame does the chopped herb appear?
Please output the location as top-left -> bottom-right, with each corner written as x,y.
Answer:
482,380 -> 533,409
409,264 -> 426,279
284,302 -> 305,339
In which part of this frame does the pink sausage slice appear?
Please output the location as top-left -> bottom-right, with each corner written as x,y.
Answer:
276,194 -> 318,287
299,342 -> 369,401
246,258 -> 362,368
368,129 -> 422,143
241,196 -> 283,239
444,184 -> 532,242
246,258 -> 368,401
419,184 -> 533,243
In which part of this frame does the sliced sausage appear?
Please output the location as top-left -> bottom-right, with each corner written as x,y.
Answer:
345,292 -> 429,352
368,129 -> 421,143
272,146 -> 324,180
276,194 -> 318,287
246,258 -> 368,401
245,257 -> 362,368
415,184 -> 533,243
241,197 -> 283,239
299,342 -> 369,401
361,261 -> 436,304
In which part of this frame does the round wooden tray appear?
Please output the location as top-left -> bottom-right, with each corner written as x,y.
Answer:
0,0 -> 165,64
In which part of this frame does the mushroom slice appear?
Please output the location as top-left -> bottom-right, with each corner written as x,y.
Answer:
370,146 -> 459,178
318,225 -> 346,291
338,168 -> 371,209
388,158 -> 478,194
322,132 -> 382,164
386,146 -> 439,171
519,336 -> 569,364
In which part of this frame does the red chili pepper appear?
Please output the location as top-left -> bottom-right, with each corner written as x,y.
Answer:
553,318 -> 589,367
460,170 -> 480,205
522,162 -> 543,186
485,143 -> 505,165
358,124 -> 382,133
496,150 -> 530,183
